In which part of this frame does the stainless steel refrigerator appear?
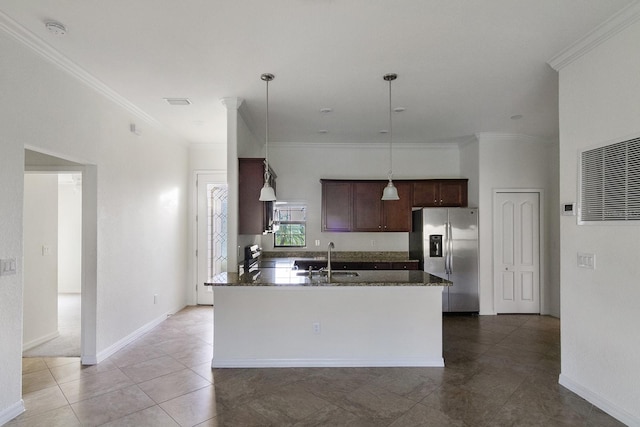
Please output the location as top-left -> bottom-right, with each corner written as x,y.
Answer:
409,208 -> 479,312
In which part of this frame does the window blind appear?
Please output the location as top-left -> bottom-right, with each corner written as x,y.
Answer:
580,136 -> 640,221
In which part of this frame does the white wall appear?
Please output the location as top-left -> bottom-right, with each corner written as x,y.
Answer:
23,174 -> 59,349
0,25 -> 189,417
265,142 -> 461,252
460,139 -> 480,207
476,133 -> 559,316
0,136 -> 25,422
557,18 -> 640,424
58,174 -> 82,294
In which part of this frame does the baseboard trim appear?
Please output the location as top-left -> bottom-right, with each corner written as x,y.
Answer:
212,357 -> 445,368
0,400 -> 25,425
22,331 -> 60,351
559,373 -> 639,426
95,306 -> 185,363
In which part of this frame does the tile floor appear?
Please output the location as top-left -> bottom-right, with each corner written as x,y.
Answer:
11,306 -> 624,426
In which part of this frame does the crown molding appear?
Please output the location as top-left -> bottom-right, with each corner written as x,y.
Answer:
220,97 -> 244,110
475,132 -> 555,145
270,140 -> 463,150
0,11 -> 161,127
548,1 -> 640,71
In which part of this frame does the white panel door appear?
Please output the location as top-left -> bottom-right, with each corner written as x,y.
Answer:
494,192 -> 540,313
196,173 -> 227,305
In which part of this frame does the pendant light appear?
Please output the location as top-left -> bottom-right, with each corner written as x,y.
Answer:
381,73 -> 400,200
259,73 -> 277,201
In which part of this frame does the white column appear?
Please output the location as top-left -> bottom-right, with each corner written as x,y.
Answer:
220,97 -> 243,271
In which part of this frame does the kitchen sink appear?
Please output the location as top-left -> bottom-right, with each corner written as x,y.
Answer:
330,271 -> 359,277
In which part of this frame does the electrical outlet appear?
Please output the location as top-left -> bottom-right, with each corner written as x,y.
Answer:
315,240 -> 320,247
42,245 -> 50,256
154,294 -> 158,304
371,240 -> 376,247
312,322 -> 321,334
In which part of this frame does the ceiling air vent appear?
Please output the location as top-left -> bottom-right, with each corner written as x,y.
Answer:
164,98 -> 191,106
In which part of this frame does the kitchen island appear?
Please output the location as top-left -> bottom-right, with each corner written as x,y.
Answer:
205,269 -> 451,368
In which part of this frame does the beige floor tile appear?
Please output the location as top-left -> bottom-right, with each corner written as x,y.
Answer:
21,358 -> 47,374
5,406 -> 80,427
138,368 -> 211,403
121,355 -> 186,384
101,405 -> 180,427
43,357 -> 81,368
22,368 -> 57,394
15,309 -> 623,427
59,367 -> 133,403
71,384 -> 155,426
49,359 -> 119,384
20,385 -> 68,419
159,384 -> 221,426
109,344 -> 167,368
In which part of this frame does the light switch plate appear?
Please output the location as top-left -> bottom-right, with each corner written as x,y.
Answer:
0,258 -> 17,276
577,252 -> 595,269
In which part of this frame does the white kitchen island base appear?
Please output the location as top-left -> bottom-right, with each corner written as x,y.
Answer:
211,285 -> 445,368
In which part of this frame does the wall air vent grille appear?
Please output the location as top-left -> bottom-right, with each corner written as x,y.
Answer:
580,136 -> 640,222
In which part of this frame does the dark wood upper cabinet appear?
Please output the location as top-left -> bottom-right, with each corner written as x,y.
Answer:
352,181 -> 412,232
413,179 -> 467,207
238,158 -> 276,235
322,181 -> 352,232
352,182 -> 384,231
321,178 -> 466,233
439,179 -> 468,207
381,181 -> 412,231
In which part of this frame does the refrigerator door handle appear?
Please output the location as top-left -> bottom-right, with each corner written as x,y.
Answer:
448,222 -> 453,274
444,221 -> 450,274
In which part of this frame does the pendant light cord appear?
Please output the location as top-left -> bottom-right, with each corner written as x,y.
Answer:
388,77 -> 393,180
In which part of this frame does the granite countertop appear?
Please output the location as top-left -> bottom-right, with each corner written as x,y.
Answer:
204,268 -> 451,287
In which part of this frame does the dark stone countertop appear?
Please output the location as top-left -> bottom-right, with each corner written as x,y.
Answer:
204,268 -> 451,287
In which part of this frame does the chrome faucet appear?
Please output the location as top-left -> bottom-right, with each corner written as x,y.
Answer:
327,242 -> 335,280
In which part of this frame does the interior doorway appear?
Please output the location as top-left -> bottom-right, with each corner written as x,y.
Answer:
196,172 -> 228,305
23,149 -> 98,364
493,190 -> 541,314
22,173 -> 82,357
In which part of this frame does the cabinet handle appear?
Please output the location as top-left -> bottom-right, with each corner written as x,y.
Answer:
403,265 -> 407,269
440,199 -> 443,204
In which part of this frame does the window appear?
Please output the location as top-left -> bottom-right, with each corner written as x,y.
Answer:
273,203 -> 306,247
580,136 -> 640,222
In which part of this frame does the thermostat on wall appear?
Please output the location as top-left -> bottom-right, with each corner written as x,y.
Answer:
562,202 -> 576,216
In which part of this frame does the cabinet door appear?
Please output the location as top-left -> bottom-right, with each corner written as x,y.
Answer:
382,181 -> 412,231
391,261 -> 419,270
352,182 -> 384,231
238,158 -> 266,234
440,180 -> 468,207
322,181 -> 352,232
370,262 -> 392,270
413,181 -> 439,207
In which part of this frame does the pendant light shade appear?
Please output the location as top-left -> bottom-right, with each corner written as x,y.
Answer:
258,73 -> 276,202
259,175 -> 276,201
381,73 -> 400,201
382,179 -> 399,200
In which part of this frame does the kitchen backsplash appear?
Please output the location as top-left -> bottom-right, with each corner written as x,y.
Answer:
262,251 -> 411,261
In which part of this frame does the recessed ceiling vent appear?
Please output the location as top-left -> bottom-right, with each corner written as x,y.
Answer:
164,98 -> 191,106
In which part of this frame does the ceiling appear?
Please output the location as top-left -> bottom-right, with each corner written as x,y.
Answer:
0,1 -> 634,146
